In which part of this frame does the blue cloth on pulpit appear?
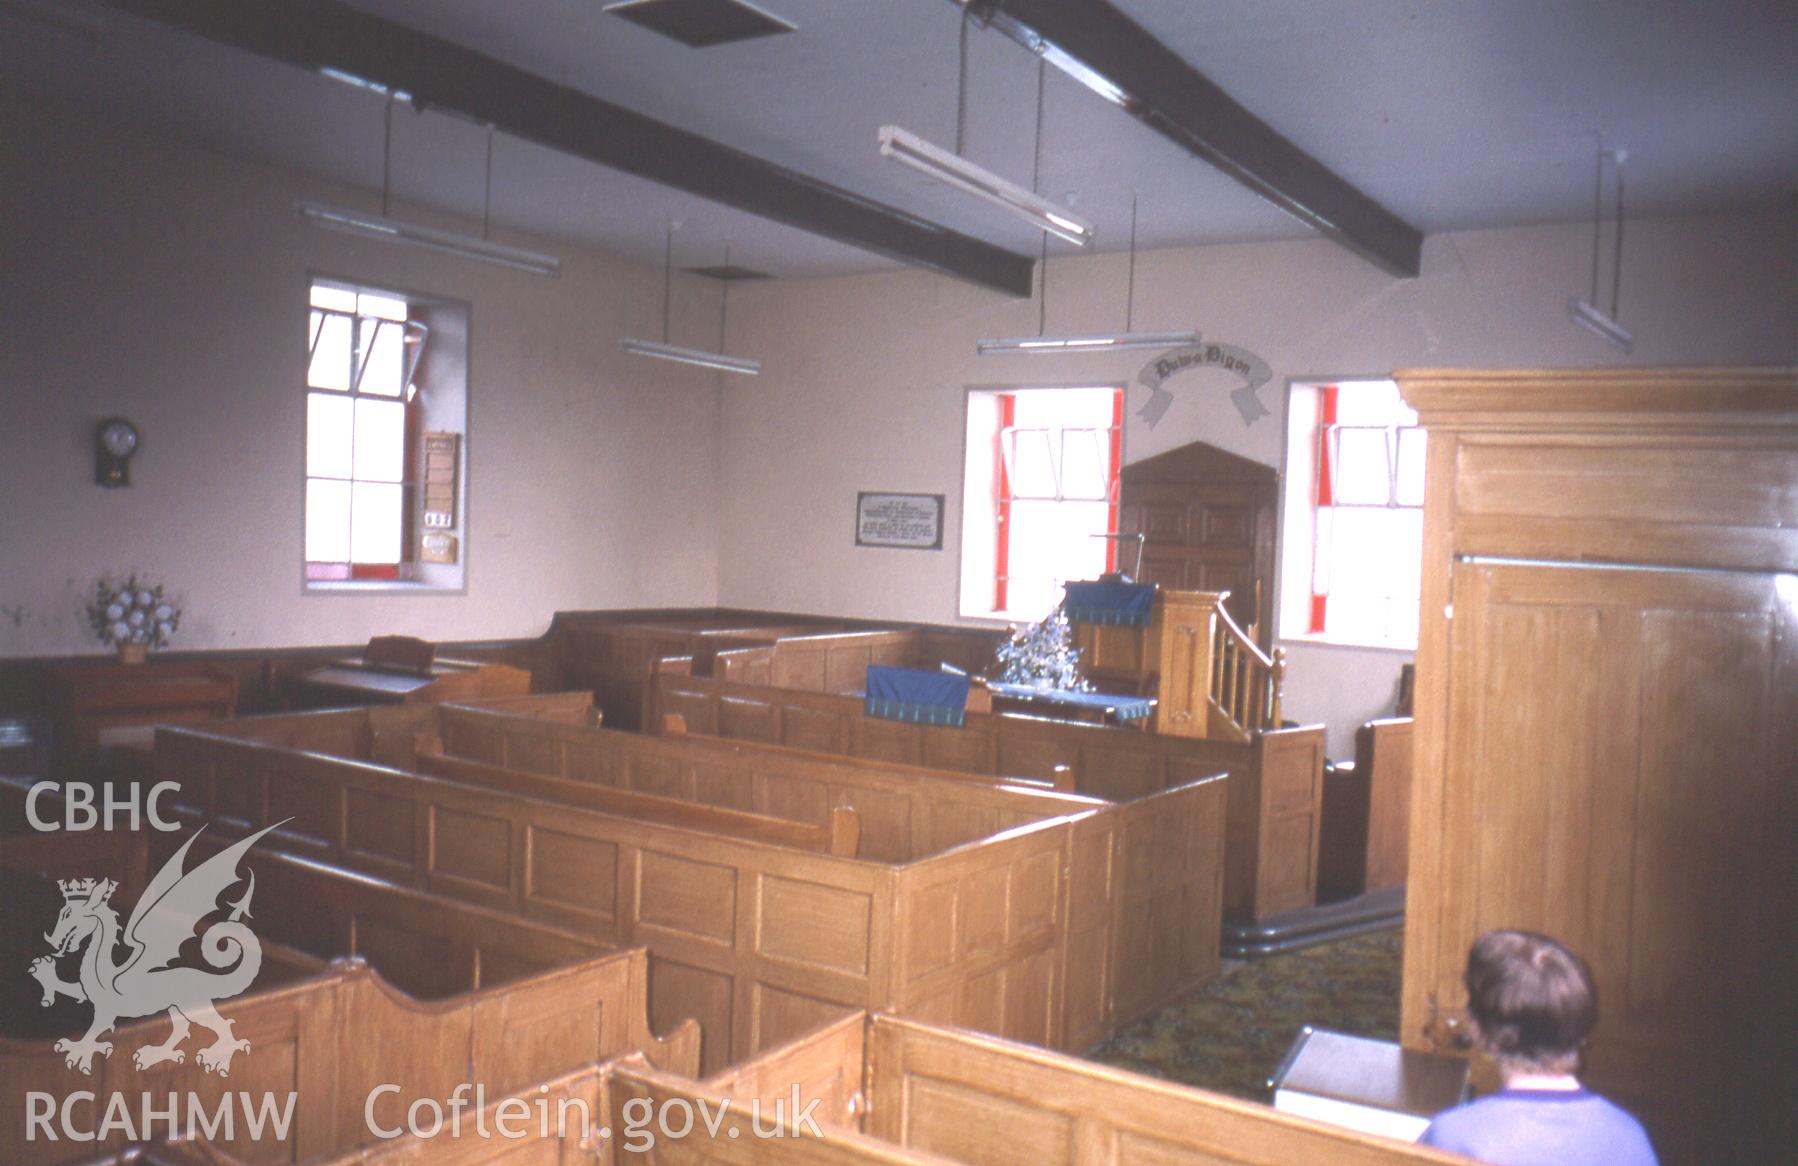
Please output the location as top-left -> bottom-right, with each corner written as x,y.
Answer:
1063,580 -> 1157,626
865,665 -> 969,727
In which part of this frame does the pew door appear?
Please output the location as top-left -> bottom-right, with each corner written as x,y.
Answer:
1406,556 -> 1795,1162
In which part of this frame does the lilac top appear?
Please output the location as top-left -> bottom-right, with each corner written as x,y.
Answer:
1420,1088 -> 1658,1166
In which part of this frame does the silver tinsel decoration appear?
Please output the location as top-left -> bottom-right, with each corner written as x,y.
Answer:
993,603 -> 1093,691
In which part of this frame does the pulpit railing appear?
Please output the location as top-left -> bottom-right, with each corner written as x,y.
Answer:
1203,594 -> 1284,742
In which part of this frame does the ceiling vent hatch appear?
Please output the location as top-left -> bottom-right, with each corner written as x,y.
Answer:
684,264 -> 769,281
602,0 -> 795,48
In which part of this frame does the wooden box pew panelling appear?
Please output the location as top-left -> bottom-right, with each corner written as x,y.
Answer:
2,900 -> 690,1166
194,694 -> 597,765
410,748 -> 860,857
608,1064 -> 972,1166
707,1014 -> 1472,1166
550,616 -> 831,732
366,700 -> 1222,1049
151,726 -> 1081,1076
1318,717 -> 1414,902
542,607 -> 1005,732
0,818 -> 691,1039
762,631 -> 921,693
650,671 -> 1322,921
294,1062 -> 638,1166
426,702 -> 1101,863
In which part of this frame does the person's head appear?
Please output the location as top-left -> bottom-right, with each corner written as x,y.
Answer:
1464,930 -> 1597,1077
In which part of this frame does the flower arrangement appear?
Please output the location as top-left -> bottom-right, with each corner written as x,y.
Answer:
992,603 -> 1092,692
86,576 -> 181,650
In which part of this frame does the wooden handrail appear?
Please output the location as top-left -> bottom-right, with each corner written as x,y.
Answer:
1206,594 -> 1283,740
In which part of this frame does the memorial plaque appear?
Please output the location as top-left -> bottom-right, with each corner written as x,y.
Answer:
855,492 -> 944,550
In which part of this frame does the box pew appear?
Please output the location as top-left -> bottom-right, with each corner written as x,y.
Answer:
1318,717 -> 1414,902
711,630 -> 917,693
698,1012 -> 1472,1166
545,609 -> 1004,731
125,1057 -> 960,1166
4,951 -> 688,1166
651,671 -> 1323,922
412,748 -> 861,857
0,823 -> 619,1018
79,1017 -> 1472,1166
428,701 -> 1091,860
551,617 -> 827,731
153,724 -> 1089,1075
0,827 -> 695,1166
423,701 -> 1225,1047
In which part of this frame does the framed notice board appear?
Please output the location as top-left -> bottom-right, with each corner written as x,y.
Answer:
855,492 -> 944,550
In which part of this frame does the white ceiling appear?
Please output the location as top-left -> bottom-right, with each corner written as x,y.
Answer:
4,0 -> 1794,282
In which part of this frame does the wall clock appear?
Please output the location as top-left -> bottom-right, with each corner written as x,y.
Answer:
95,417 -> 138,488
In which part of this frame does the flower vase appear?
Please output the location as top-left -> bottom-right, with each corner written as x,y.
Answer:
116,642 -> 147,666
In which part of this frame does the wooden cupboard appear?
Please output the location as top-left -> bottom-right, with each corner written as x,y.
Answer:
1395,367 -> 1796,1165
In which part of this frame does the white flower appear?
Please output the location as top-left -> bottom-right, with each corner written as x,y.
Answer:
154,604 -> 173,621
106,603 -> 124,620
111,621 -> 130,639
136,589 -> 154,607
128,610 -> 145,627
156,622 -> 172,639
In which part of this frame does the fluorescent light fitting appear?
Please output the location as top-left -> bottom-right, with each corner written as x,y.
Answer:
297,200 -> 561,276
1567,298 -> 1632,354
318,66 -> 411,101
879,126 -> 1093,247
619,338 -> 761,375
977,329 -> 1199,356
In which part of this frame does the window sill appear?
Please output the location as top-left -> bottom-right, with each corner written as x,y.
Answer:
1276,634 -> 1417,655
304,579 -> 463,596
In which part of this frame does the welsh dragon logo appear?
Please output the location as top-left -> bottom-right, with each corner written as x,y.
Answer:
28,822 -> 285,1076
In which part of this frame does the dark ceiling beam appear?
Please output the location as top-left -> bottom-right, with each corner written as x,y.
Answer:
960,0 -> 1423,277
95,0 -> 1037,296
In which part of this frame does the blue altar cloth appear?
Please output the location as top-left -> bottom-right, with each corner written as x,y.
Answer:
1062,580 -> 1157,627
865,665 -> 970,727
984,682 -> 1156,722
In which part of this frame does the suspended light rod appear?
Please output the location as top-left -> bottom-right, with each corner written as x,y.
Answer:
879,126 -> 1093,247
619,338 -> 761,375
977,330 -> 1199,355
298,201 -> 561,276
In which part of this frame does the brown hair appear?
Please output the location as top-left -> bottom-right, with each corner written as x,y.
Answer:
1464,930 -> 1597,1075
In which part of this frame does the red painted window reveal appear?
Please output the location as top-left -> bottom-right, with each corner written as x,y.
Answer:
994,392 -> 1016,612
1309,384 -> 1339,633
1105,389 -> 1124,573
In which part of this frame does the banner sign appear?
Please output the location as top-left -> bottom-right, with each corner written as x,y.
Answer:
1136,342 -> 1273,428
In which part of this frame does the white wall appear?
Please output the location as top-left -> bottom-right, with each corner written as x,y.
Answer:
720,208 -> 1796,753
9,91 -> 1793,754
0,98 -> 726,657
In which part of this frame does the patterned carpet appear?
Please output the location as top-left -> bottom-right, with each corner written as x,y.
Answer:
1087,926 -> 1404,1102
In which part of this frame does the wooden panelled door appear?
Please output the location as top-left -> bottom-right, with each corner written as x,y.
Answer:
1411,556 -> 1795,1160
1119,442 -> 1276,648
